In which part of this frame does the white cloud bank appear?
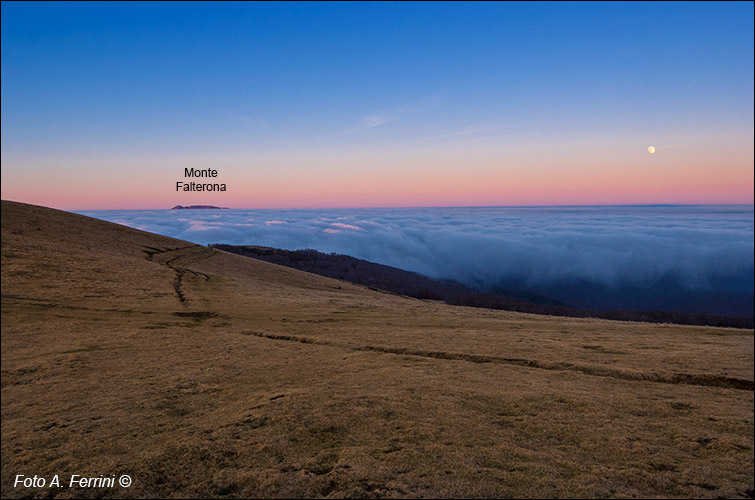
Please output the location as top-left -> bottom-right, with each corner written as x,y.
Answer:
80,205 -> 754,315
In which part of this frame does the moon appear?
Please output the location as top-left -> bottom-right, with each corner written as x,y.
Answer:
648,146 -> 656,154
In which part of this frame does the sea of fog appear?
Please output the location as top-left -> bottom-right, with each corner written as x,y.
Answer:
77,205 -> 755,318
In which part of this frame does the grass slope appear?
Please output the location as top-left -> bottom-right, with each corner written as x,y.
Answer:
210,245 -> 753,329
2,200 -> 753,498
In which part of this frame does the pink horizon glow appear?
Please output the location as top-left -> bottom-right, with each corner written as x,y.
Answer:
2,138 -> 752,210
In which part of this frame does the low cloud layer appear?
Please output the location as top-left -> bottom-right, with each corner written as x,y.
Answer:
79,206 -> 754,315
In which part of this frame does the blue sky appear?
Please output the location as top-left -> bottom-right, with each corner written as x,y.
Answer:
2,1 -> 753,208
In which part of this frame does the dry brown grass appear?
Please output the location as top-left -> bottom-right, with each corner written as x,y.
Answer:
2,200 -> 753,498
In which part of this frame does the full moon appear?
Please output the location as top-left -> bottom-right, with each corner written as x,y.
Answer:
648,146 -> 656,154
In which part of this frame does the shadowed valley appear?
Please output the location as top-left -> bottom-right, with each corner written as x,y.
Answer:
210,245 -> 753,329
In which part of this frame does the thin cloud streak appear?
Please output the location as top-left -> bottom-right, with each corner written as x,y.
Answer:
340,94 -> 447,135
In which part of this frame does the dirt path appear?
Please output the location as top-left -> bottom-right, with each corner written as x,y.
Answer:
142,245 -> 216,307
244,331 -> 755,391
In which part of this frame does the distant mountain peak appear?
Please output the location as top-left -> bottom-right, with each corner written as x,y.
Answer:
170,205 -> 227,209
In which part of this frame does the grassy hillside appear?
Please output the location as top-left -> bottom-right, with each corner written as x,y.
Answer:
2,200 -> 753,498
211,244 -> 753,329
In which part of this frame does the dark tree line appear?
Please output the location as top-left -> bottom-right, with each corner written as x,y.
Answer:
211,244 -> 754,329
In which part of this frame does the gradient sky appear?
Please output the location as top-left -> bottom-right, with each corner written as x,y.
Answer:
2,1 -> 753,209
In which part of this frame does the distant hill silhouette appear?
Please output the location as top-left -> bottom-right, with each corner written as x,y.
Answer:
171,205 -> 227,209
212,245 -> 753,329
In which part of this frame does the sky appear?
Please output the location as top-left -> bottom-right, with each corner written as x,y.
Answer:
2,1 -> 753,209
